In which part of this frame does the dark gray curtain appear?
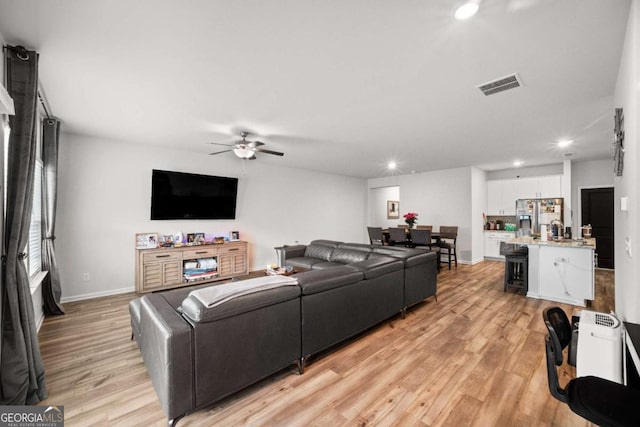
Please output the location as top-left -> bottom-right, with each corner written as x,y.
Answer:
1,45 -> 47,404
41,119 -> 64,315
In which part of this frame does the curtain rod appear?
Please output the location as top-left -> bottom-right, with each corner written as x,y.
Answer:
3,44 -> 53,120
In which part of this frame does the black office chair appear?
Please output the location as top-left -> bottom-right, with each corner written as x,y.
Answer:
542,306 -> 640,426
367,227 -> 384,245
542,306 -> 576,366
388,227 -> 408,246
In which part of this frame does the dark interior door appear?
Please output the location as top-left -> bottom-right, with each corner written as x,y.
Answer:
581,187 -> 614,269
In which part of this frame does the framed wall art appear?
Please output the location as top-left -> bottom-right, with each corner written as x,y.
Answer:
387,200 -> 400,219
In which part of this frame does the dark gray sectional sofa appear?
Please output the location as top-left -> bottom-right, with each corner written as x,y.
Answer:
131,240 -> 437,426
280,239 -> 438,311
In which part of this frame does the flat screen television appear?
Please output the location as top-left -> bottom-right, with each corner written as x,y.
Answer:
151,169 -> 238,220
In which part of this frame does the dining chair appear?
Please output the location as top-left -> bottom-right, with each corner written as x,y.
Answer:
438,226 -> 458,270
388,227 -> 409,247
367,227 -> 384,245
416,225 -> 433,231
410,228 -> 441,270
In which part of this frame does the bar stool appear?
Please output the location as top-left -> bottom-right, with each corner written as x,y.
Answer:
500,242 -> 528,294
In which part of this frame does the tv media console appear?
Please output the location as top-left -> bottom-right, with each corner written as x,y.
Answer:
135,241 -> 248,294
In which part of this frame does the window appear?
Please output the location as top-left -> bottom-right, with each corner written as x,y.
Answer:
28,159 -> 43,277
25,111 -> 43,279
2,110 -> 44,280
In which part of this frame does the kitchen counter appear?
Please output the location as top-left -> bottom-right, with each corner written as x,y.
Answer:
507,236 -> 596,307
509,236 -> 596,249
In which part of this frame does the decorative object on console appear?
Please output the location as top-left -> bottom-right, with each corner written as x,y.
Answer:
208,131 -> 284,160
160,235 -> 174,247
136,232 -> 158,249
403,212 -> 418,228
387,201 -> 399,219
214,236 -> 225,244
230,231 -> 240,241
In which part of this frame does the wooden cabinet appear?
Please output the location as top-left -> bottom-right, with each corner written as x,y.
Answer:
218,245 -> 248,277
135,241 -> 249,293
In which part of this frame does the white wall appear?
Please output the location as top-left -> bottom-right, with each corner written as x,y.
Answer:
368,185 -> 399,228
56,133 -> 367,301
614,0 -> 639,323
571,159 -> 615,228
470,167 -> 487,263
368,167 -> 474,263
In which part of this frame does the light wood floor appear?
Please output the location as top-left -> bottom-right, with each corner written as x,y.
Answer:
38,261 -> 614,426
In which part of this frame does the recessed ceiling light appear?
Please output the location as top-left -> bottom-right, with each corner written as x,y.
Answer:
557,139 -> 574,148
388,161 -> 397,170
513,160 -> 524,167
455,2 -> 479,20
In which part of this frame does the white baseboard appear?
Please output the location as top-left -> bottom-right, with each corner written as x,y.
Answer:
61,286 -> 134,303
36,312 -> 45,333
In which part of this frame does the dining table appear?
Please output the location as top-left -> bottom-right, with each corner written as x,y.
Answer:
381,228 -> 442,246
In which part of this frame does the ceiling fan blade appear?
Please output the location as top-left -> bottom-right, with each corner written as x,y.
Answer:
255,148 -> 284,156
208,149 -> 233,155
248,154 -> 257,160
208,142 -> 235,147
247,140 -> 265,148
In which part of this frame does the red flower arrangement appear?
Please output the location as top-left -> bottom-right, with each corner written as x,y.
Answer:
403,212 -> 418,228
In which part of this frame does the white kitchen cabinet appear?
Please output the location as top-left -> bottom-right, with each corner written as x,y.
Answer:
537,175 -> 562,198
514,175 -> 562,199
487,181 -> 517,215
484,231 -> 516,259
487,175 -> 562,215
516,177 -> 539,199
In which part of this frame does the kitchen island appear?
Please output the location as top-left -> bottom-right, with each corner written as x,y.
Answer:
508,236 -> 596,306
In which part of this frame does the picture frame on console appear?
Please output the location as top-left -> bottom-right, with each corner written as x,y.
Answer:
230,231 -> 240,241
136,232 -> 159,249
387,200 -> 400,219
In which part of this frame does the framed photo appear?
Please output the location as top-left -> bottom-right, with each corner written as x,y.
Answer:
230,231 -> 240,241
136,232 -> 158,249
187,233 -> 196,243
194,232 -> 205,243
387,201 -> 400,219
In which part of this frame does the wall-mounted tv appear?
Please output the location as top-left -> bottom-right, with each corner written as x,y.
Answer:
151,169 -> 238,220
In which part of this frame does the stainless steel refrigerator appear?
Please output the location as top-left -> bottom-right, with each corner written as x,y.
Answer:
515,198 -> 563,234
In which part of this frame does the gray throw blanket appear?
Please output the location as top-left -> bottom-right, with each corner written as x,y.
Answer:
189,275 -> 299,308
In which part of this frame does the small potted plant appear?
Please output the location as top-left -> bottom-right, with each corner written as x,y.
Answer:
403,212 -> 418,229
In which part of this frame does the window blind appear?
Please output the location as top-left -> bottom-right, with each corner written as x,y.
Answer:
28,159 -> 43,277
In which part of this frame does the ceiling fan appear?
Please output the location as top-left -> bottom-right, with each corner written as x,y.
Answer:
208,131 -> 284,160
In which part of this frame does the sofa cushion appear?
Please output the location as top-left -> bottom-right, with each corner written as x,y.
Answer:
337,243 -> 373,253
296,266 -> 363,295
304,244 -> 335,261
329,248 -> 370,264
348,256 -> 404,279
310,239 -> 342,247
286,257 -> 325,269
312,261 -> 348,270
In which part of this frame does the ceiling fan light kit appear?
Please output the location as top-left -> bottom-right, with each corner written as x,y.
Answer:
209,131 -> 284,160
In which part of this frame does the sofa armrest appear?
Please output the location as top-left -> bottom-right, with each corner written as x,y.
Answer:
140,294 -> 194,421
275,244 -> 307,261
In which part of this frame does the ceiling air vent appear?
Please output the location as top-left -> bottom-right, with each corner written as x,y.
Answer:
477,73 -> 523,96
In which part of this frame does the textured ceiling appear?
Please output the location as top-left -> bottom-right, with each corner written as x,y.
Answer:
0,0 -> 630,178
